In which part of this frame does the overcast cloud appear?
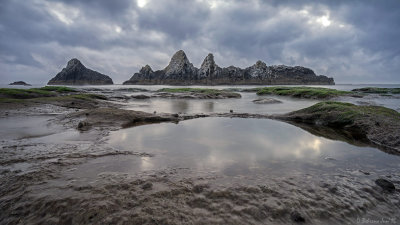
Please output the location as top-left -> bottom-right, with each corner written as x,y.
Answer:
0,0 -> 399,84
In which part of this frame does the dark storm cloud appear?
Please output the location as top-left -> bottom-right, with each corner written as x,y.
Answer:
0,0 -> 399,83
136,0 -> 210,41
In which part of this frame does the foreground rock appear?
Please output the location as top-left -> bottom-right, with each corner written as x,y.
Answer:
123,50 -> 334,85
66,108 -> 179,130
48,58 -> 113,85
274,102 -> 400,153
8,81 -> 31,86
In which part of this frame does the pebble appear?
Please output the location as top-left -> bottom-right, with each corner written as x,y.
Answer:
290,211 -> 305,223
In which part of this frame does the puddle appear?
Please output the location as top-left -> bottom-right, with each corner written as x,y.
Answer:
69,118 -> 399,179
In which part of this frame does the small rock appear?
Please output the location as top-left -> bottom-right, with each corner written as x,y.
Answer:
252,98 -> 282,104
77,121 -> 90,130
153,111 -> 157,114
131,94 -> 150,99
359,170 -> 370,175
172,113 -> 179,118
328,186 -> 338,194
77,122 -> 84,129
193,184 -> 209,193
375,178 -> 395,192
230,109 -> 233,113
141,182 -> 153,190
290,211 -> 305,223
324,157 -> 336,161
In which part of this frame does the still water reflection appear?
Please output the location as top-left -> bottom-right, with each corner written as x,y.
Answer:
125,92 -> 320,114
98,118 -> 400,177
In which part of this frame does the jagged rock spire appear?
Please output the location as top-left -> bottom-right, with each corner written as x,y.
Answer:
66,58 -> 85,69
247,60 -> 269,78
139,65 -> 153,76
163,50 -> 197,76
199,53 -> 220,78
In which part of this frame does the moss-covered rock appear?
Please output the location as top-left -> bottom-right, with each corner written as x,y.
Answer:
37,86 -> 77,93
275,102 -> 400,152
0,86 -> 76,99
352,87 -> 400,94
0,88 -> 55,99
255,87 -> 351,99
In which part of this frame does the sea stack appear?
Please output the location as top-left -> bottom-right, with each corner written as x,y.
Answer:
123,50 -> 335,85
48,58 -> 113,85
9,81 -> 31,86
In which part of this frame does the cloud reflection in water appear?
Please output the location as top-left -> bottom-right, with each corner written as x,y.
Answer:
107,117 -> 398,176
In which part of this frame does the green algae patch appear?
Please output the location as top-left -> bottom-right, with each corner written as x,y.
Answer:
352,87 -> 400,94
277,101 -> 400,152
0,97 -> 25,103
0,86 -> 77,99
0,88 -> 56,99
37,86 -> 77,93
255,86 -> 351,99
34,94 -> 107,102
291,101 -> 400,126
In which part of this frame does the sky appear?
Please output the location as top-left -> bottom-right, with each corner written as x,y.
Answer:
0,0 -> 399,84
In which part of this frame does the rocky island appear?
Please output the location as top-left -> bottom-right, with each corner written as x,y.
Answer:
8,81 -> 31,86
123,50 -> 334,85
48,58 -> 113,85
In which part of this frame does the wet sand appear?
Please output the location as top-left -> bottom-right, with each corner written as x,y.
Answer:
0,87 -> 399,224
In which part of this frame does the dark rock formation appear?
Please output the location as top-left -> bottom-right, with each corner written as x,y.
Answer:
9,81 -> 31,86
48,58 -> 113,85
123,50 -> 334,85
131,94 -> 150,99
375,178 -> 396,192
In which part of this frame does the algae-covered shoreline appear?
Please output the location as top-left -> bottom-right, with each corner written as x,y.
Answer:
0,85 -> 399,224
